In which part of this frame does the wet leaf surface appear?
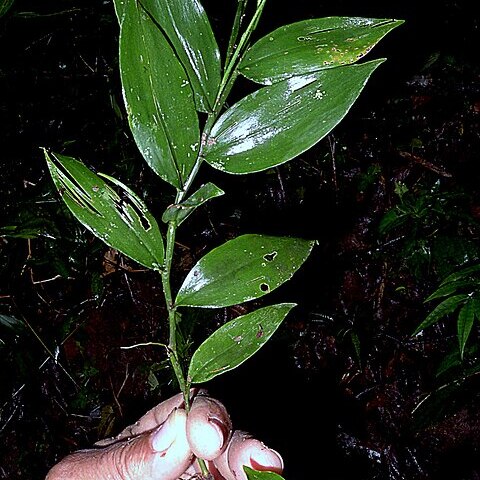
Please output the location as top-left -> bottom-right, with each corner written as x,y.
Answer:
175,234 -> 315,308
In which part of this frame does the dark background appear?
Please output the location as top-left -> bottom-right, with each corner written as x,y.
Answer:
1,1 -> 479,479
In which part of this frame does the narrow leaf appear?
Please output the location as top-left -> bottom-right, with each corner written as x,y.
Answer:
244,467 -> 286,480
240,17 -> 403,85
440,263 -> 480,286
457,299 -> 475,359
162,183 -> 224,226
204,59 -> 384,174
45,151 -> 164,270
425,279 -> 476,303
0,314 -> 24,332
119,0 -> 200,188
0,0 -> 14,18
413,294 -> 468,335
176,234 -> 315,308
141,0 -> 221,112
188,303 -> 295,383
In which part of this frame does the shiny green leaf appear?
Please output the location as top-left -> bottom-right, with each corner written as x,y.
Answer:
162,182 -> 224,226
458,299 -> 475,359
240,17 -> 403,85
440,263 -> 480,286
141,0 -> 221,113
425,279 -> 476,303
413,294 -> 468,336
176,234 -> 315,308
244,467 -> 286,480
204,59 -> 384,174
112,0 -> 126,24
119,0 -> 199,188
188,303 -> 295,383
45,151 -> 164,270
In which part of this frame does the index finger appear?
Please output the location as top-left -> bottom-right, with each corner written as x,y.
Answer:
95,391 -> 192,447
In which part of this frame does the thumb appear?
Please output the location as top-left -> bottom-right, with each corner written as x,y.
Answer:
46,409 -> 193,480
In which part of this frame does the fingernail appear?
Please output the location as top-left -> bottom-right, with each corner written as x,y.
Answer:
250,444 -> 284,474
151,409 -> 177,453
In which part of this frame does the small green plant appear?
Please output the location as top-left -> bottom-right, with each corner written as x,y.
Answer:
414,263 -> 480,359
44,1 -> 402,477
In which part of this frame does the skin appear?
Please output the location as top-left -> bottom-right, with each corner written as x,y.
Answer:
46,391 -> 283,480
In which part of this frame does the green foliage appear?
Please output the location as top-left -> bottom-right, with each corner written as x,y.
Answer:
176,235 -> 315,308
240,18 -> 403,84
415,263 -> 480,358
43,1 -> 401,474
379,182 -> 480,278
244,466 -> 285,480
204,60 -> 384,174
45,150 -> 165,270
188,303 -> 295,383
0,0 -> 14,18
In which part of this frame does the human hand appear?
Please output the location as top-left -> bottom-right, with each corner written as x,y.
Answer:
46,391 -> 283,480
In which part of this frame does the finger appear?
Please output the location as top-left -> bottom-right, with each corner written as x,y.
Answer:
187,395 -> 232,461
47,408 -> 194,480
149,408 -> 193,480
213,431 -> 284,480
96,391 -> 193,447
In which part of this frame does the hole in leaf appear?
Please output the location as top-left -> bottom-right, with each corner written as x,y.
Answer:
260,283 -> 270,292
263,251 -> 277,262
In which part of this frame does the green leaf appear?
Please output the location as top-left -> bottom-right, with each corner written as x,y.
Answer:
457,299 -> 475,359
141,0 -> 221,113
0,314 -> 24,332
0,0 -> 14,17
240,17 -> 403,85
413,294 -> 468,335
112,0 -> 126,24
425,279 -> 477,303
119,0 -> 200,188
45,151 -> 164,270
378,209 -> 407,235
204,59 -> 384,174
440,263 -> 480,286
176,234 -> 315,308
188,303 -> 295,383
162,182 -> 224,226
244,466 -> 286,480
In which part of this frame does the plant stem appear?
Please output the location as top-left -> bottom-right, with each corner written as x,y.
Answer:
159,2 -> 269,476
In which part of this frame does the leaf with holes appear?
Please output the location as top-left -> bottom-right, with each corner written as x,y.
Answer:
188,303 -> 295,383
204,59 -> 384,174
162,182 -> 224,226
119,0 -> 199,188
141,0 -> 221,113
239,17 -> 403,85
45,150 -> 164,270
244,467 -> 286,480
175,234 -> 315,308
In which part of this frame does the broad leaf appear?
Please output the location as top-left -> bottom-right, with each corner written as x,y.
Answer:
162,182 -> 224,226
176,234 -> 315,308
204,59 -> 384,174
413,294 -> 468,335
457,299 -> 475,359
141,0 -> 221,112
240,17 -> 403,85
119,0 -> 199,188
112,0 -> 126,24
188,303 -> 295,383
45,151 -> 164,270
244,467 -> 286,480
